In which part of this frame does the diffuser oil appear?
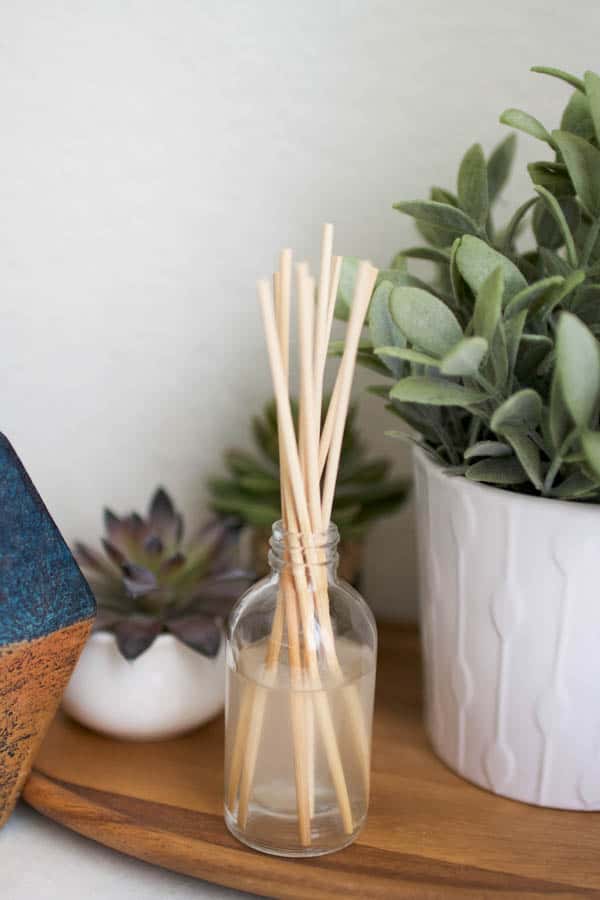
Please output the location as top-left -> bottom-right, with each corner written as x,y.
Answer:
225,630 -> 376,856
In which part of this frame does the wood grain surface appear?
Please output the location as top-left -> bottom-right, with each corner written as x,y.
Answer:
23,625 -> 600,898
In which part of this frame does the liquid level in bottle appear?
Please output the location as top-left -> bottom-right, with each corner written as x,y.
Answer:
224,637 -> 376,857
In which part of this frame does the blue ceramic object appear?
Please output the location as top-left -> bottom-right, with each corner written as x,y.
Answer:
0,433 -> 95,827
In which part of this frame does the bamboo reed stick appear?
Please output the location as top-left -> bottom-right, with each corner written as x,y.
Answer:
321,262 -> 378,525
258,280 -> 354,834
230,233 -> 376,848
226,253 -> 293,815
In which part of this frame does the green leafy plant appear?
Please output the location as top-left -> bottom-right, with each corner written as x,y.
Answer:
74,488 -> 252,659
345,66 -> 600,500
207,398 -> 408,545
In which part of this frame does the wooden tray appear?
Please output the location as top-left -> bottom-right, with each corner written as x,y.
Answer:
23,625 -> 600,898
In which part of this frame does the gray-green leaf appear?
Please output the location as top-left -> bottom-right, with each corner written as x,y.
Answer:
561,89 -> 596,142
393,201 -> 482,241
464,441 -> 511,460
582,430 -> 600,480
457,144 -> 489,227
531,66 -> 585,93
500,427 -> 542,490
375,346 -> 439,367
454,235 -> 527,305
584,71 -> 600,145
505,276 -> 564,319
390,376 -> 488,407
556,312 -> 600,427
440,336 -> 488,376
549,373 -> 570,451
487,134 -> 516,203
466,457 -> 528,485
369,280 -> 405,377
533,186 -> 578,266
473,266 -> 503,344
390,286 -> 463,358
334,256 -> 360,321
500,108 -> 554,146
491,389 -> 542,432
552,130 -> 600,217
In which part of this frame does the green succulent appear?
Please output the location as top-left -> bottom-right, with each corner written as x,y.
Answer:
74,488 -> 252,659
207,398 -> 408,540
342,65 -> 600,500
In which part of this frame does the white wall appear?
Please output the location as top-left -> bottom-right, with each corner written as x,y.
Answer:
2,0 -> 599,619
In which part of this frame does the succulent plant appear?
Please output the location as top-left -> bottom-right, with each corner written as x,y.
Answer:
74,488 -> 252,659
207,398 -> 408,542
343,65 -> 600,500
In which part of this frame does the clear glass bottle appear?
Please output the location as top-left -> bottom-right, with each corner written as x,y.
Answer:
224,521 -> 377,857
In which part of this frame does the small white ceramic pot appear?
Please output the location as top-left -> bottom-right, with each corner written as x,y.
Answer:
62,630 -> 225,741
414,446 -> 600,810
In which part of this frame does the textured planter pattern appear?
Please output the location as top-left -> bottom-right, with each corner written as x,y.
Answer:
414,448 -> 600,809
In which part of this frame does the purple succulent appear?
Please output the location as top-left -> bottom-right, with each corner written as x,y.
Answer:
74,488 -> 253,660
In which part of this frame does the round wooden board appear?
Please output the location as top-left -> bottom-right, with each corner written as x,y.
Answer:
23,625 -> 600,898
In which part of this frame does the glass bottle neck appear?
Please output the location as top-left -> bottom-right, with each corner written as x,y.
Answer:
268,520 -> 340,576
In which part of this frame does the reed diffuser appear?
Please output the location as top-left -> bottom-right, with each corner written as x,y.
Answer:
224,225 -> 378,857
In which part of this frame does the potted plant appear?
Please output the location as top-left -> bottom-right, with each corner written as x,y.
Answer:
207,398 -> 408,586
63,488 -> 252,740
350,65 -> 600,809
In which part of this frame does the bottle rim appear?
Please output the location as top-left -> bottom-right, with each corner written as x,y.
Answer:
270,519 -> 340,550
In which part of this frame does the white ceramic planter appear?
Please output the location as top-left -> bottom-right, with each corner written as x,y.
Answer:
414,447 -> 600,810
62,631 -> 225,741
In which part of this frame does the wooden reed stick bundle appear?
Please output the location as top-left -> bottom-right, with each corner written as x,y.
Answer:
227,225 -> 377,846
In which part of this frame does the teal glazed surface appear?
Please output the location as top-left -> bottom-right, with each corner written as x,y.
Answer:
0,433 -> 95,647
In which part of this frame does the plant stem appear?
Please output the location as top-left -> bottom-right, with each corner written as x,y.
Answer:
542,429 -> 577,496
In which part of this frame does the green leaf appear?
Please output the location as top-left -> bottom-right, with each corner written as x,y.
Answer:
533,187 -> 578,265
515,334 -> 553,382
457,144 -> 489,227
393,246 -> 451,264
440,336 -> 488,376
561,90 -> 596,142
473,267 -> 503,344
582,430 -> 600,479
549,373 -> 570,451
500,108 -> 554,146
390,286 -> 463,357
528,161 -> 574,197
455,235 -> 527,305
552,130 -> 600,217
491,389 -> 542,432
368,280 -> 405,377
334,256 -> 360,321
393,201 -> 482,241
466,457 -> 528,485
390,376 -> 488,407
505,276 -> 564,319
551,471 -> 599,499
539,247 -> 571,277
505,309 -> 527,375
489,324 -> 509,391
500,197 -> 537,252
530,269 -> 585,317
487,134 -> 517,203
531,66 -> 585,93
375,346 -> 439,367
584,71 -> 600,143
500,427 -> 542,490
464,441 -> 511,460
556,312 -> 600,427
